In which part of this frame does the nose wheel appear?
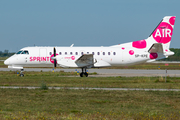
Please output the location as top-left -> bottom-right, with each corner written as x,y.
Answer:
80,68 -> 88,77
20,69 -> 24,77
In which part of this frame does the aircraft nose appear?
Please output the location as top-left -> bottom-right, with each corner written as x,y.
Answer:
4,59 -> 10,65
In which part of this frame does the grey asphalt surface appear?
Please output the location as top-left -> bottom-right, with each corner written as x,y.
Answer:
0,68 -> 180,77
0,86 -> 180,91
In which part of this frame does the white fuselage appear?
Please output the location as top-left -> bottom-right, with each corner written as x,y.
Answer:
4,46 -> 152,69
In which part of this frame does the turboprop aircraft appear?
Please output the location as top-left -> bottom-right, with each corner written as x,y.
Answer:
4,16 -> 176,77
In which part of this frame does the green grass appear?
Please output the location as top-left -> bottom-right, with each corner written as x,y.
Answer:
0,71 -> 180,89
0,89 -> 179,119
0,71 -> 180,119
0,61 -> 5,68
0,57 -> 7,60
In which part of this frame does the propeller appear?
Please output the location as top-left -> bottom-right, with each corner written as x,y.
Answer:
53,47 -> 57,69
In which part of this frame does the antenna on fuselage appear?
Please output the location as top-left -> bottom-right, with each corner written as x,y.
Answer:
70,44 -> 74,47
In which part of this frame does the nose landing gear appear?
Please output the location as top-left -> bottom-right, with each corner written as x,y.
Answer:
20,69 -> 24,77
80,68 -> 88,77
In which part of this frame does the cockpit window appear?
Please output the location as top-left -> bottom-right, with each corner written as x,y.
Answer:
16,50 -> 23,54
22,50 -> 29,54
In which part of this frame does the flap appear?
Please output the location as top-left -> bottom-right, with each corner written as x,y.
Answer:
148,43 -> 163,53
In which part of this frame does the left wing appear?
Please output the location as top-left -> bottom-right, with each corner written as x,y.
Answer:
75,54 -> 96,67
57,54 -> 97,68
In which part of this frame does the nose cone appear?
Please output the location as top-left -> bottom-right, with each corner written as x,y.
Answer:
4,59 -> 10,65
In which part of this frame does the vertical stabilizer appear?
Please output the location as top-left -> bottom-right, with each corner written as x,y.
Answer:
147,16 -> 176,53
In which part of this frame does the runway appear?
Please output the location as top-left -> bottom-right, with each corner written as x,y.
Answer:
0,68 -> 180,77
0,86 -> 180,91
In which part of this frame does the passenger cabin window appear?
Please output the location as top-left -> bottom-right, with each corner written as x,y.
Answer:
22,50 -> 29,54
103,52 -> 105,55
59,52 -> 62,55
97,52 -> 100,55
49,52 -> 52,55
81,52 -> 84,55
16,50 -> 23,54
76,52 -> 78,55
92,52 -> 94,55
113,52 -> 116,55
65,52 -> 67,55
87,52 -> 89,54
108,52 -> 110,55
70,52 -> 73,55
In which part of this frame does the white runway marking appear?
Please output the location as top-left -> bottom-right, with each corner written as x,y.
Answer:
0,86 -> 180,91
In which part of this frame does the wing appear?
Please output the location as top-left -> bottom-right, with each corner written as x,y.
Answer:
75,54 -> 96,67
57,54 -> 97,68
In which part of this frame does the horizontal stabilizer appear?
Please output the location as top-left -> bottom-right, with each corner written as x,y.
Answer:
148,43 -> 163,53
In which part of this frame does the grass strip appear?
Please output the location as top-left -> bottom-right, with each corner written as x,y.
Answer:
0,89 -> 179,119
0,71 -> 180,89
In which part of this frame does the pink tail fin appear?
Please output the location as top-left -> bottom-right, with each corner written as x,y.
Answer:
149,16 -> 176,44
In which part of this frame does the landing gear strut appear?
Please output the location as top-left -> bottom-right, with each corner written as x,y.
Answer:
20,69 -> 24,77
80,68 -> 88,77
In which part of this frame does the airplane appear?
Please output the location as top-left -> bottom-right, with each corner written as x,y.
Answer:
4,16 -> 176,77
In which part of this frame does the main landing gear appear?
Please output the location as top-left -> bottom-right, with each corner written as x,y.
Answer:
20,69 -> 24,77
80,68 -> 88,77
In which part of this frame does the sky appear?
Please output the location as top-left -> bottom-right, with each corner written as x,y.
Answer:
0,0 -> 180,52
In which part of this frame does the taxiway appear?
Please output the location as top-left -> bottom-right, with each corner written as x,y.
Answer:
0,68 -> 180,77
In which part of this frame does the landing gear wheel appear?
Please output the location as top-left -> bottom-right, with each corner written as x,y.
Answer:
20,74 -> 24,77
84,72 -> 88,77
79,68 -> 89,77
20,69 -> 24,77
80,72 -> 88,77
80,72 -> 84,77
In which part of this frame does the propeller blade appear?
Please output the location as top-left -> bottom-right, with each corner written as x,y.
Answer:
54,47 -> 56,57
54,60 -> 57,68
53,47 -> 57,69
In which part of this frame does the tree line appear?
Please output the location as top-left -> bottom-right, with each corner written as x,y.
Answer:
0,50 -> 15,57
1,48 -> 180,61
